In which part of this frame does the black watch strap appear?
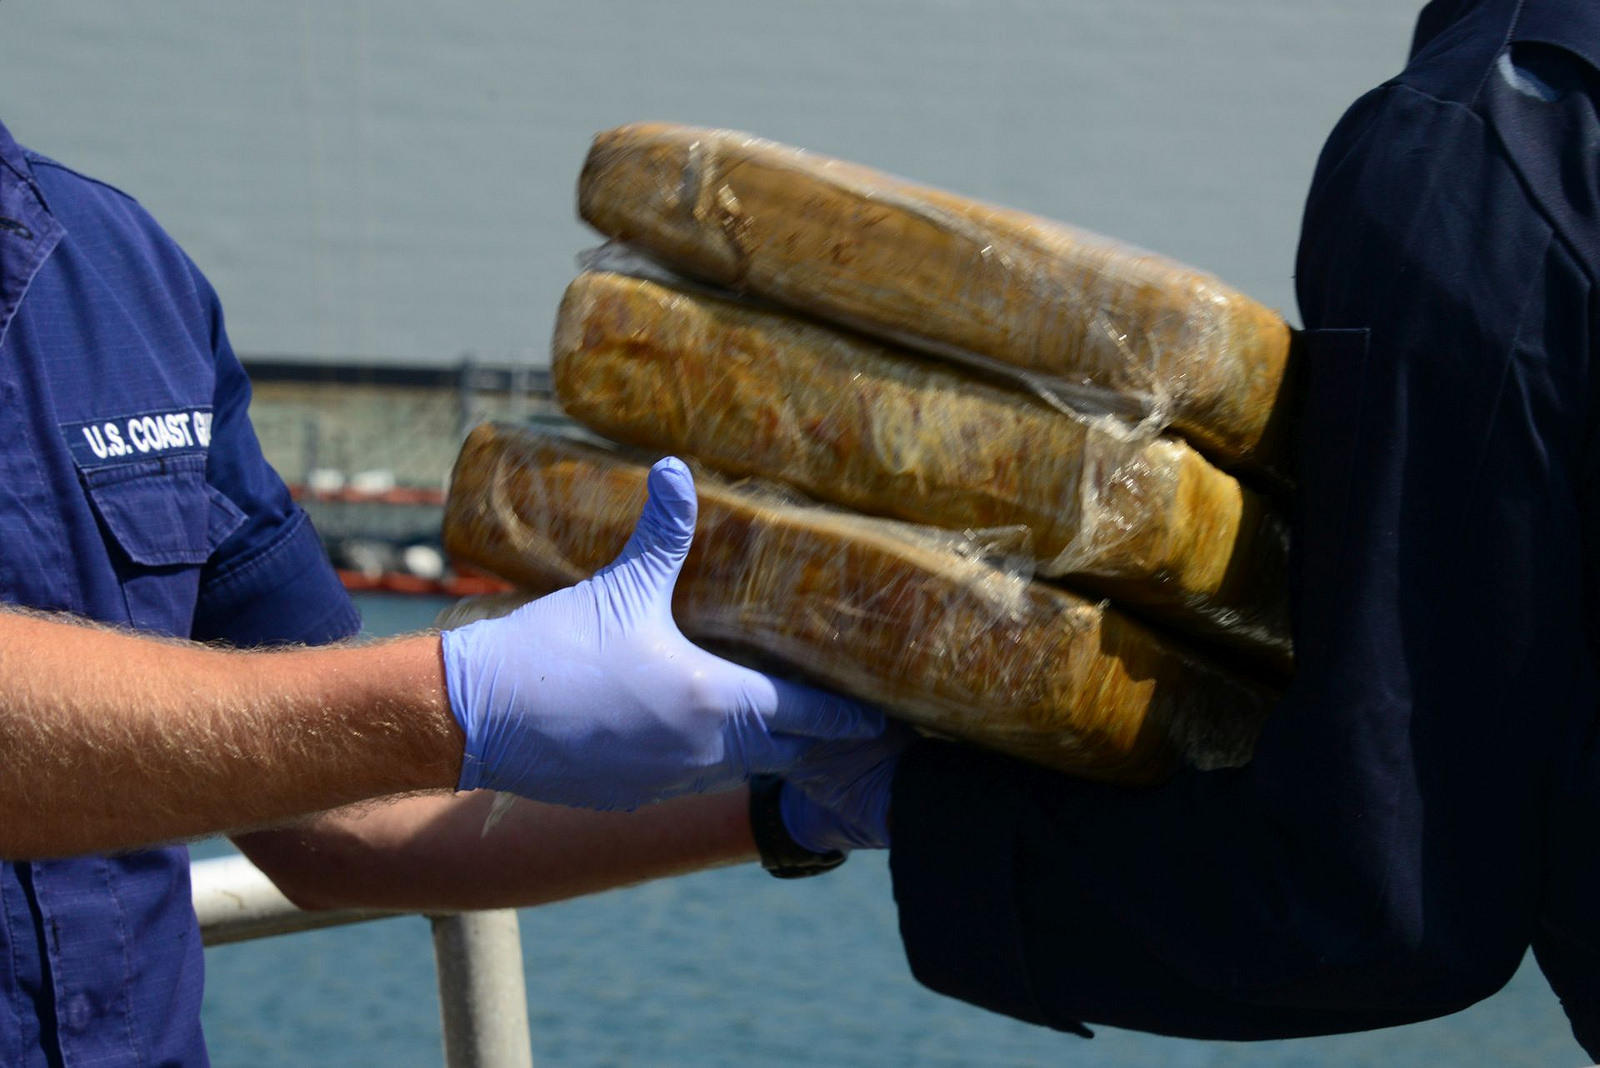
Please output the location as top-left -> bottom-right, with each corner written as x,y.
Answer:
749,774 -> 846,879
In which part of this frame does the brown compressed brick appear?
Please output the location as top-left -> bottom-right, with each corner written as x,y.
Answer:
578,123 -> 1296,472
553,271 -> 1291,672
442,424 -> 1275,784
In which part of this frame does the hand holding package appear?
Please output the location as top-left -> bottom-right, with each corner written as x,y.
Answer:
441,457 -> 883,810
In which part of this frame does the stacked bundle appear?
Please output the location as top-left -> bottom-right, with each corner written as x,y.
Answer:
443,123 -> 1297,785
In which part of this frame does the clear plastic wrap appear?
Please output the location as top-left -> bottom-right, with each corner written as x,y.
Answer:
552,271 -> 1291,672
577,123 -> 1296,473
441,424 -> 1276,785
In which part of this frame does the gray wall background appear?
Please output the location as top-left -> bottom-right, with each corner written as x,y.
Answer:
0,1 -> 1416,366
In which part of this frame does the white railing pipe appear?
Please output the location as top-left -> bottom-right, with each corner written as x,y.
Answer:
191,854 -> 534,1067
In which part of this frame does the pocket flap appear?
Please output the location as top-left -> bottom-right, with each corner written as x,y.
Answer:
82,455 -> 245,567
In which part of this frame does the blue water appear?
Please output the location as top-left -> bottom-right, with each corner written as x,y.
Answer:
195,594 -> 1591,1066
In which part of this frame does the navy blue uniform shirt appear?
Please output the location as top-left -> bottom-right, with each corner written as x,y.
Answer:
890,0 -> 1600,1056
0,120 -> 359,1066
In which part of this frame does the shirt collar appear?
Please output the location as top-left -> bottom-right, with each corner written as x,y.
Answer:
0,117 -> 31,186
1515,0 -> 1600,75
1412,0 -> 1485,59
1412,1 -> 1600,74
0,117 -> 64,349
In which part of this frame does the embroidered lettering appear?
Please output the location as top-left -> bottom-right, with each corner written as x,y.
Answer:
62,408 -> 213,468
128,416 -> 151,453
81,426 -> 108,460
104,423 -> 127,458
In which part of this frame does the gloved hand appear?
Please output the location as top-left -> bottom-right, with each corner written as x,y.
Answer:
440,456 -> 883,811
778,724 -> 912,852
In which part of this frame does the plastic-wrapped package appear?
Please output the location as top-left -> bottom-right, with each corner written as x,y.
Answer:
552,271 -> 1291,672
578,123 -> 1295,472
441,423 -> 1275,784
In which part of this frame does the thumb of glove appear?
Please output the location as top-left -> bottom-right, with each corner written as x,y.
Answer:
593,457 -> 697,621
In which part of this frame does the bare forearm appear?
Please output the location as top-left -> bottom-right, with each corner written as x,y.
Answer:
234,789 -> 757,912
0,610 -> 463,859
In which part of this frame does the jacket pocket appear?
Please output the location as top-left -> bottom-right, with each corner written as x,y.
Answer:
81,454 -> 245,635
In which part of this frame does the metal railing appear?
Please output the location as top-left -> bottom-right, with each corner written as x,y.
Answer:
191,854 -> 535,1068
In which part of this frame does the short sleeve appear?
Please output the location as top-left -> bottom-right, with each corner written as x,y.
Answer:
186,268 -> 361,648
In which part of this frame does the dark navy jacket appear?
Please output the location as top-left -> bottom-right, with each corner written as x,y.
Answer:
890,0 -> 1600,1056
0,122 -> 359,1065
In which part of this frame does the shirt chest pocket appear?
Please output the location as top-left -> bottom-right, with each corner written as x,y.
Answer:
82,454 -> 245,636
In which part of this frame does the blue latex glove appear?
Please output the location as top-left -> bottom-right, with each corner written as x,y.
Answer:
441,456 -> 884,811
778,724 -> 912,852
